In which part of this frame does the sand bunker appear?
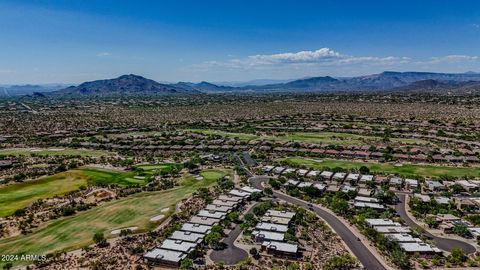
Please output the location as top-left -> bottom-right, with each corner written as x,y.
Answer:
150,215 -> 165,222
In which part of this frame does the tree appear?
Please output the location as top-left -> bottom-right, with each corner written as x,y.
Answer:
453,224 -> 471,238
391,248 -> 410,269
264,187 -> 273,195
226,211 -> 239,223
323,255 -> 357,270
249,247 -> 258,257
179,258 -> 193,269
331,196 -> 349,215
269,178 -> 281,189
424,216 -> 439,228
249,192 -> 262,201
359,166 -> 370,174
205,232 -> 222,249
448,248 -> 467,265
93,232 -> 107,247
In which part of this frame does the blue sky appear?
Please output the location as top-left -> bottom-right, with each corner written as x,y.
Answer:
0,0 -> 479,84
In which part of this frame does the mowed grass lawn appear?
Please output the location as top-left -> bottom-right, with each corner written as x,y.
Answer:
0,148 -> 112,157
135,163 -> 183,174
284,157 -> 480,179
0,169 -> 229,267
0,167 -> 147,217
189,129 -> 430,146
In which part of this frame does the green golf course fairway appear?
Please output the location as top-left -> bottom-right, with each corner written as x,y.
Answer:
188,129 -> 430,146
0,169 -> 229,268
284,157 -> 480,179
0,167 -> 148,217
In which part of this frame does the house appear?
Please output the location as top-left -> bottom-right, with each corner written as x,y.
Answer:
0,160 -> 13,170
332,172 -> 347,182
313,183 -> 327,192
255,222 -> 289,233
252,230 -> 285,242
197,210 -> 227,220
357,188 -> 372,197
169,231 -> 205,244
297,182 -> 313,189
205,204 -> 232,213
346,173 -> 360,184
212,199 -> 238,207
414,194 -> 431,203
189,216 -> 220,226
365,219 -> 398,227
456,198 -> 480,211
399,243 -> 442,254
143,248 -> 187,267
262,165 -> 274,173
354,196 -> 380,203
265,210 -> 296,220
282,168 -> 296,175
405,179 -> 418,189
387,234 -> 423,243
425,180 -> 446,192
240,186 -> 262,194
217,195 -> 243,202
326,185 -> 340,193
160,239 -> 198,253
261,241 -> 298,258
180,223 -> 212,234
272,167 -> 285,174
228,189 -> 250,198
283,179 -> 298,187
296,169 -> 309,177
359,175 -> 374,184
468,227 -> 480,238
354,202 -> 385,210
457,180 -> 480,192
389,177 -> 403,187
434,196 -> 451,205
306,170 -> 320,178
341,185 -> 357,193
261,216 -> 291,225
320,171 -> 333,180
374,226 -> 411,234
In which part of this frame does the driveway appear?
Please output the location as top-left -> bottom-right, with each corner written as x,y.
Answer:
250,176 -> 387,270
209,202 -> 261,265
394,193 -> 476,254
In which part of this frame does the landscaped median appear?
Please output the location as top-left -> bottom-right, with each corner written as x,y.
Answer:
0,168 -> 230,268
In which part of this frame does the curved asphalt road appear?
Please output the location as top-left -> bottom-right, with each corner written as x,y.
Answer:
210,202 -> 261,264
395,194 -> 476,254
251,176 -> 386,270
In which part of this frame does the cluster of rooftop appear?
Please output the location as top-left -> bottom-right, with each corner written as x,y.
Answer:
252,209 -> 299,258
143,186 -> 261,267
365,219 -> 442,255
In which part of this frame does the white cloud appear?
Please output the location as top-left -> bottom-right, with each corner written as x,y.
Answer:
96,52 -> 111,57
194,48 -> 410,70
419,55 -> 480,64
248,48 -> 342,64
183,48 -> 480,81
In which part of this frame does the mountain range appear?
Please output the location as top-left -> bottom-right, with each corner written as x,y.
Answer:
13,71 -> 480,98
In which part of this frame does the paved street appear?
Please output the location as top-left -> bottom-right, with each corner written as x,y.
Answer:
250,176 -> 387,270
209,202 -> 261,265
395,193 -> 476,254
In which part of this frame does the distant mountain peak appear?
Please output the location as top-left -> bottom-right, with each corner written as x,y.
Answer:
52,74 -> 199,96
